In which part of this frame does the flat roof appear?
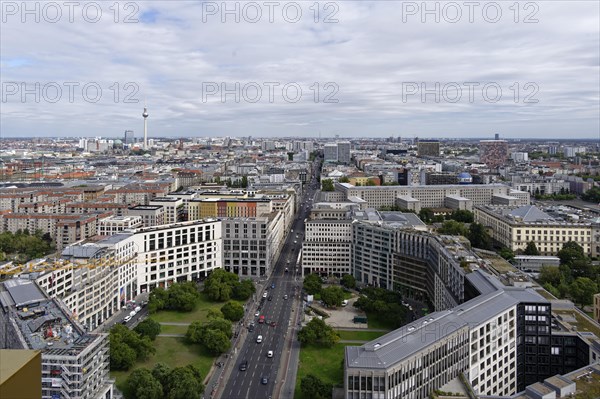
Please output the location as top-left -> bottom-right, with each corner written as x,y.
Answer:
346,277 -> 547,370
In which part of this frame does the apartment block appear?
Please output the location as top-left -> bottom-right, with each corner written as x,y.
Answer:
338,141 -> 352,164
324,143 -> 338,162
127,205 -> 165,227
98,215 -> 142,236
0,279 -> 113,399
0,213 -> 110,249
149,197 -> 185,224
474,205 -> 592,255
188,198 -> 272,220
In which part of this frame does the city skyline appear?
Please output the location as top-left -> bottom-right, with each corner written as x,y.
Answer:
1,1 -> 599,138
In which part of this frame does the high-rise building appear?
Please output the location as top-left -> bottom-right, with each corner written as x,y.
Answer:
479,140 -> 509,168
0,280 -> 114,399
324,143 -> 338,162
124,130 -> 134,145
337,141 -> 351,164
417,140 -> 440,157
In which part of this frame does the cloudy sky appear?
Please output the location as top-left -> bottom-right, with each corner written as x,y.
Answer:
1,0 -> 599,139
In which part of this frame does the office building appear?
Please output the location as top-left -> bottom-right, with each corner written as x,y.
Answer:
480,140 -> 509,168
474,205 -> 593,256
595,293 -> 600,324
302,220 -> 353,277
130,220 -> 222,292
222,213 -> 285,278
149,197 -> 185,224
338,141 -> 352,164
324,143 -> 338,162
335,182 -> 529,210
0,279 -> 113,399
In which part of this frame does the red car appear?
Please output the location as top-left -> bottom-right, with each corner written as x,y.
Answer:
258,315 -> 265,324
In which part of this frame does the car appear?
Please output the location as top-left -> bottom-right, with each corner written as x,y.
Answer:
239,360 -> 248,371
342,300 -> 348,307
248,324 -> 255,332
283,294 -> 288,300
267,350 -> 273,358
123,315 -> 132,323
259,315 -> 265,323
255,311 -> 260,317
267,296 -> 273,301
256,335 -> 263,343
262,292 -> 268,298
270,321 -> 277,327
285,268 -> 289,273
271,283 -> 275,289
261,376 -> 269,385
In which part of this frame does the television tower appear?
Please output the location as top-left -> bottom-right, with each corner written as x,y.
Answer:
142,105 -> 149,150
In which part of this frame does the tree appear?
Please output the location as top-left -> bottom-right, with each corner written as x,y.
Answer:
202,329 -> 232,355
186,318 -> 232,353
321,179 -> 335,191
366,179 -> 376,186
418,208 -> 434,224
543,283 -> 560,298
569,277 -> 598,307
320,286 -> 345,308
233,279 -> 256,300
498,247 -> 515,261
449,210 -> 474,223
341,274 -> 356,289
557,241 -> 585,265
524,241 -> 540,255
298,317 -> 339,347
300,374 -> 332,399
168,366 -> 204,399
134,318 -> 162,341
124,368 -> 163,399
110,340 -> 136,371
110,324 -> 155,364
204,269 -> 240,301
468,223 -> 492,249
570,258 -> 595,279
220,301 -> 244,322
538,266 -> 562,287
338,176 -> 350,183
152,363 -> 172,396
438,220 -> 468,237
148,282 -> 200,313
148,287 -> 169,313
303,274 -> 322,295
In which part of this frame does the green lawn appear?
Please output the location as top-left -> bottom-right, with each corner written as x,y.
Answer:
336,330 -> 388,341
159,324 -> 188,335
294,343 -> 353,399
110,337 -> 216,391
150,293 -> 226,323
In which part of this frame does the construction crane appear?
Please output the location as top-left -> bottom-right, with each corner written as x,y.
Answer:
0,257 -> 117,278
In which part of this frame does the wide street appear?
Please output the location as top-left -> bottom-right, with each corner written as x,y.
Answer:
218,163 -> 320,399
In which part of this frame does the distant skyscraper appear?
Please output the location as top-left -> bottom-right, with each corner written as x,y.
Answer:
142,106 -> 149,150
337,141 -> 351,164
547,142 -> 560,155
417,141 -> 440,157
324,143 -> 338,162
495,133 -> 500,140
124,130 -> 134,145
479,140 -> 508,168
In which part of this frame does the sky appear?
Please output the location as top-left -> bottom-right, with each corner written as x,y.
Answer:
1,0 -> 599,139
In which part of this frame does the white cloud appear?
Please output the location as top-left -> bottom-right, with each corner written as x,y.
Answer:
0,0 -> 598,138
